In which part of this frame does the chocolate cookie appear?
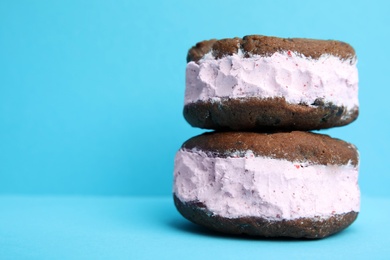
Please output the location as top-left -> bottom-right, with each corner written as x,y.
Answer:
173,131 -> 360,238
184,35 -> 359,131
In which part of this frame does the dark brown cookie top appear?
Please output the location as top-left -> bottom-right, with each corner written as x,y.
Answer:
187,35 -> 356,62
182,131 -> 358,166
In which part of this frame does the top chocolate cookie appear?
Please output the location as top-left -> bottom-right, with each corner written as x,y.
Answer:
184,35 -> 359,131
187,35 -> 356,62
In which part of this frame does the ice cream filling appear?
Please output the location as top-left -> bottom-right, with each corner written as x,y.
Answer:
185,51 -> 358,111
174,148 -> 360,220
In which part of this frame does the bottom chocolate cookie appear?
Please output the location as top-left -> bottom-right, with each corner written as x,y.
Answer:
174,195 -> 358,239
183,97 -> 358,131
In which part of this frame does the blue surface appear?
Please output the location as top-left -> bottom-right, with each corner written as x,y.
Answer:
0,195 -> 389,259
0,0 -> 390,197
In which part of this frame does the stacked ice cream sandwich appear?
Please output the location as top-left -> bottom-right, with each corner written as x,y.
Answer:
173,35 -> 360,238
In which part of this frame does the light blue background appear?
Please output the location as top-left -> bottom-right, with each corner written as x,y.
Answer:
1,0 -> 389,197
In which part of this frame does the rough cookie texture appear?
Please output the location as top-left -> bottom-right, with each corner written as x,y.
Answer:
187,35 -> 356,62
174,195 -> 358,239
184,97 -> 358,131
182,131 -> 359,166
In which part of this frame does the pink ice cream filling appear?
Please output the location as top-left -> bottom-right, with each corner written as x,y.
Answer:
174,148 -> 360,220
185,51 -> 358,119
